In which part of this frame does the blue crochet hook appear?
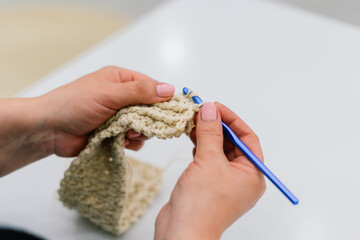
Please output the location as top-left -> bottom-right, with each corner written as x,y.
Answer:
183,87 -> 299,205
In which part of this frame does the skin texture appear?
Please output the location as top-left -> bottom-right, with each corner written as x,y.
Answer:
154,102 -> 266,240
0,66 -> 174,176
0,66 -> 266,239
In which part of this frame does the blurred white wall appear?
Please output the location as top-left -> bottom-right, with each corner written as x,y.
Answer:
270,0 -> 360,27
2,0 -> 360,98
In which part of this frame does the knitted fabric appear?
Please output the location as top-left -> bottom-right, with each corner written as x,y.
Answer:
58,94 -> 199,235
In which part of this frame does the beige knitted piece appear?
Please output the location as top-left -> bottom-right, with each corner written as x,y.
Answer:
58,94 -> 199,235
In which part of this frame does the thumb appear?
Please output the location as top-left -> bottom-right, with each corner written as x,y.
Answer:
109,79 -> 175,109
195,102 -> 224,158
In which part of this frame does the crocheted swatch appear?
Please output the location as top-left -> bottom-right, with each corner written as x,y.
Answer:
58,94 -> 199,234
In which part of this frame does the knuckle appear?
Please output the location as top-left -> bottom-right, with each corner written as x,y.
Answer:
253,176 -> 266,196
197,125 -> 223,139
253,133 -> 260,143
259,179 -> 266,195
132,80 -> 147,95
101,65 -> 120,73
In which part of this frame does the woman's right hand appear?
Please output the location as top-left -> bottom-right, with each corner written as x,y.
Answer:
155,102 -> 266,240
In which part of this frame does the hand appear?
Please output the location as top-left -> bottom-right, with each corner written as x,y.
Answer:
0,66 -> 175,176
41,66 -> 175,157
155,102 -> 266,240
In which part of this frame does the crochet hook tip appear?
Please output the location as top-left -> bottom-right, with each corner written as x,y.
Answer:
183,87 -> 203,105
183,87 -> 189,95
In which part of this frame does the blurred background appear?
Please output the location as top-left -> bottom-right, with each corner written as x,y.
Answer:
0,0 -> 359,98
0,0 -> 165,98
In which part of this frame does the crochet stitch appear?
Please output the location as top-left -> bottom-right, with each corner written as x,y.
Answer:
58,94 -> 199,235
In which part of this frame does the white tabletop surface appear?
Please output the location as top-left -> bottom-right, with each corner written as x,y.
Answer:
1,0 -> 360,239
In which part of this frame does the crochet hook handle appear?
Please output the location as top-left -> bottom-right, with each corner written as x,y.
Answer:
183,87 -> 299,205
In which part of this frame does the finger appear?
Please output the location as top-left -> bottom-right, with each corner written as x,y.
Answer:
215,102 -> 264,162
224,144 -> 244,161
107,78 -> 175,109
192,147 -> 197,157
195,102 -> 224,160
189,128 -> 197,146
94,66 -> 152,83
223,136 -> 247,161
124,139 -> 145,151
126,129 -> 148,140
230,155 -> 262,171
193,120 -> 239,160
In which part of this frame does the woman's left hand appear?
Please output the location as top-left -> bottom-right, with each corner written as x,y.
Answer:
42,66 -> 175,157
0,66 -> 175,176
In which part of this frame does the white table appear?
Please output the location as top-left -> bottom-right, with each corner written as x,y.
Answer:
1,0 -> 360,239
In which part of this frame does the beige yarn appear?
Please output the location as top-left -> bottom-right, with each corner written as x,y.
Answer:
58,94 -> 199,235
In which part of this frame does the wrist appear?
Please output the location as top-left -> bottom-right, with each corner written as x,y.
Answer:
160,228 -> 222,240
25,96 -> 56,156
0,97 -> 55,175
155,204 -> 223,240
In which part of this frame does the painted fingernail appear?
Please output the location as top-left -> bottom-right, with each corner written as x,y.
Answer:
128,130 -> 142,138
156,83 -> 175,97
201,102 -> 217,122
124,139 -> 130,146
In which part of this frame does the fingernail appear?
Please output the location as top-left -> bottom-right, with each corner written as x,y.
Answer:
201,102 -> 217,122
124,139 -> 130,146
128,131 -> 141,138
156,83 -> 175,97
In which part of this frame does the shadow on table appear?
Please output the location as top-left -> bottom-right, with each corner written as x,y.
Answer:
0,226 -> 45,240
75,215 -> 129,239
